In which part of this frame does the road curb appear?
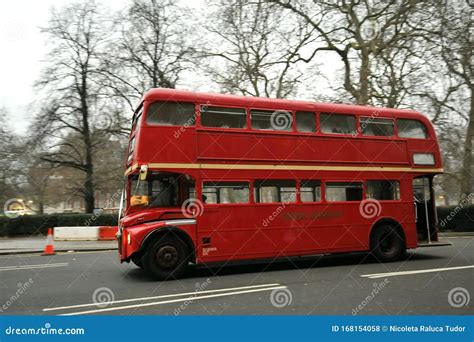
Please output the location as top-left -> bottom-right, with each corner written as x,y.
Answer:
438,232 -> 474,237
0,248 -> 117,256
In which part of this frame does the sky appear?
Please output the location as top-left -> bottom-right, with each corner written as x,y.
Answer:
0,0 -> 122,134
0,0 -> 335,134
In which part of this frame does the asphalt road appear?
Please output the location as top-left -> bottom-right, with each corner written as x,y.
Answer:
0,237 -> 472,316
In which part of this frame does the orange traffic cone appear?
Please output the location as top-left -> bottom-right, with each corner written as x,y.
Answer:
42,228 -> 56,256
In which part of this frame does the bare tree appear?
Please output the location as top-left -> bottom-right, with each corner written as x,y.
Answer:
200,0 -> 318,98
34,1 -> 112,213
0,108 -> 19,209
102,0 -> 192,110
440,1 -> 473,200
270,0 -> 440,106
14,158 -> 57,215
408,1 -> 472,202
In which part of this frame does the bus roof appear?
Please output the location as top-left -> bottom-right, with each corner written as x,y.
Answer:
142,88 -> 426,120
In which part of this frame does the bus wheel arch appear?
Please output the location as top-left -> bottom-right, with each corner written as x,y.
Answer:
140,226 -> 196,264
138,227 -> 196,280
369,218 -> 407,262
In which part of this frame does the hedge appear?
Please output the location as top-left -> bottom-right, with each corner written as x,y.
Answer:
0,213 -> 118,237
437,205 -> 474,232
0,205 -> 472,237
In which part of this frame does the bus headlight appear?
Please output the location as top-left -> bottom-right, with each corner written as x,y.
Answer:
127,233 -> 131,245
413,153 -> 435,165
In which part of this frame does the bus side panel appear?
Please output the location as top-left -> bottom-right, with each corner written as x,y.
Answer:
196,204 -> 303,262
196,200 -> 418,263
196,132 -> 409,166
294,202 -> 368,253
196,203 -> 369,263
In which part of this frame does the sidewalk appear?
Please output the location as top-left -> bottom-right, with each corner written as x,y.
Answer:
0,236 -> 117,255
0,232 -> 470,256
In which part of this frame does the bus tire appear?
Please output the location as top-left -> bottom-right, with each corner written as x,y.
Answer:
370,224 -> 406,262
131,254 -> 143,268
142,235 -> 189,280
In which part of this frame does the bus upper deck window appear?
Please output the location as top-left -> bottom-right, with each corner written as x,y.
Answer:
361,117 -> 394,137
296,112 -> 316,133
397,119 -> 428,139
251,109 -> 293,131
320,113 -> 356,135
146,101 -> 195,126
201,106 -> 246,128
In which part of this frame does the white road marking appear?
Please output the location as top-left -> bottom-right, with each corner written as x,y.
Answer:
361,265 -> 474,279
60,285 -> 287,316
0,263 -> 69,272
43,283 -> 281,312
0,251 -> 111,258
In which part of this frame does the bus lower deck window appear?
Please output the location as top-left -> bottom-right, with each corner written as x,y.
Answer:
366,180 -> 400,200
254,180 -> 297,203
300,180 -> 321,202
326,182 -> 363,201
202,181 -> 249,204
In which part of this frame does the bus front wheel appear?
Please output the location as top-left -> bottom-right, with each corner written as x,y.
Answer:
370,224 -> 406,262
131,254 -> 143,268
142,235 -> 189,280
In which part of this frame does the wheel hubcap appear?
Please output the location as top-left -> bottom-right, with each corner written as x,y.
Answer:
155,245 -> 179,269
379,232 -> 396,254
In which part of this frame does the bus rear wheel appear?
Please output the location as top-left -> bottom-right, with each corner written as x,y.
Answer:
142,235 -> 189,280
370,224 -> 406,262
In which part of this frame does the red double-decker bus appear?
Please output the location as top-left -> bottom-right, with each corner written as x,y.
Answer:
118,88 -> 447,280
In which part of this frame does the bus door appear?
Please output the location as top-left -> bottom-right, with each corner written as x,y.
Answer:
413,176 -> 437,243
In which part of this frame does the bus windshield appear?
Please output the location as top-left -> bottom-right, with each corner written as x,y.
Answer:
129,172 -> 194,208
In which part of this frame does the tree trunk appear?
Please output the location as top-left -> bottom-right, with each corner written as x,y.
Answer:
84,168 -> 95,213
38,201 -> 44,215
358,51 -> 370,105
81,70 -> 95,213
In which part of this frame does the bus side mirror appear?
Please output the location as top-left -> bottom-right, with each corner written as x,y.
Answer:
130,195 -> 149,206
